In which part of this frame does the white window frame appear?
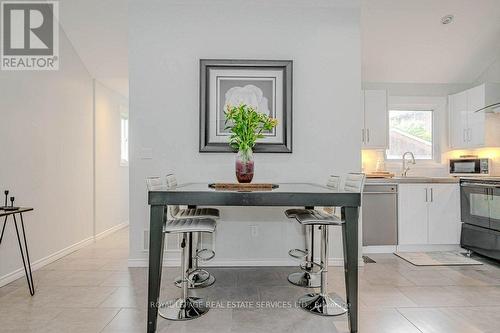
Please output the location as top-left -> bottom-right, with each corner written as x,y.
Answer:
120,110 -> 129,167
384,97 -> 443,166
386,109 -> 435,161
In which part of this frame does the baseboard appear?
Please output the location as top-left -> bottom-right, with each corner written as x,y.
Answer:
363,245 -> 397,254
0,235 -> 94,287
128,257 -> 365,267
396,244 -> 462,252
94,222 -> 128,240
0,223 -> 128,288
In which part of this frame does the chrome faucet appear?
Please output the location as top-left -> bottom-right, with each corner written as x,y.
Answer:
401,151 -> 416,177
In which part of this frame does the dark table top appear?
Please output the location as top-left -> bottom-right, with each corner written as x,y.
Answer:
148,183 -> 361,207
0,207 -> 34,217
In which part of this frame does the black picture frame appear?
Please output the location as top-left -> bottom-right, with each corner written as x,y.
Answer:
199,59 -> 293,153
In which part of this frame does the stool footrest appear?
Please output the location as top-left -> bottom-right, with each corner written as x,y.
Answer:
300,261 -> 323,274
196,248 -> 215,261
288,248 -> 308,260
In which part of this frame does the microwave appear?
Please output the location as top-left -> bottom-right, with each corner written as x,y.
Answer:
449,158 -> 490,176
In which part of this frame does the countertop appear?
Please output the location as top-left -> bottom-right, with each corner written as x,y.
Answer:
366,177 -> 460,185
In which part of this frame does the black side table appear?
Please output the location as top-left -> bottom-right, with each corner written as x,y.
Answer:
0,208 -> 35,295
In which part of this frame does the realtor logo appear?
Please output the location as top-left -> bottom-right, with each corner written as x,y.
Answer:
1,1 -> 59,70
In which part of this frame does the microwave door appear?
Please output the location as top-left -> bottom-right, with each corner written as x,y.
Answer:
461,184 -> 490,228
453,161 -> 477,174
490,187 -> 500,232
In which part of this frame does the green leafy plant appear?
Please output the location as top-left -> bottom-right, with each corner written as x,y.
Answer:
394,123 -> 432,142
224,104 -> 278,152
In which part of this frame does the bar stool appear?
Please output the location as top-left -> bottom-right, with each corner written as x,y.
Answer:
159,218 -> 216,320
164,174 -> 219,289
285,175 -> 341,288
294,173 -> 365,316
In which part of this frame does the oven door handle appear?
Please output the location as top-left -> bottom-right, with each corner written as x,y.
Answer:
461,183 -> 497,188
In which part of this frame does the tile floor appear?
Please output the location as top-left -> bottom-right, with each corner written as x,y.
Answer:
1,228 -> 500,332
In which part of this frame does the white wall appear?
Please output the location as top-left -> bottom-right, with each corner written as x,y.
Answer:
361,83 -> 472,177
361,79 -> 500,177
0,29 -> 93,282
475,55 -> 500,83
128,0 -> 362,266
95,81 -> 130,234
0,31 -> 129,286
363,82 -> 471,97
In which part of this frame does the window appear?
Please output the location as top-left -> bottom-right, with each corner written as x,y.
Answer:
120,115 -> 129,165
386,110 -> 433,160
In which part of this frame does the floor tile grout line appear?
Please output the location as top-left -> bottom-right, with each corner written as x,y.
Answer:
393,305 -> 500,309
396,307 -> 425,333
98,307 -> 123,333
96,286 -> 120,307
3,231 -> 500,332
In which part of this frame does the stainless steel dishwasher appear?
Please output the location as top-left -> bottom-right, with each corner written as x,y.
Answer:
362,183 -> 398,246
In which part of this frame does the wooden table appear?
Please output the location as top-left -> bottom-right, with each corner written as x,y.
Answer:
147,183 -> 361,333
0,207 -> 35,295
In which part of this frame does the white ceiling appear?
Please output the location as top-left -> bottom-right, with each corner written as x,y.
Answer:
57,0 -> 500,97
58,0 -> 128,97
362,0 -> 500,83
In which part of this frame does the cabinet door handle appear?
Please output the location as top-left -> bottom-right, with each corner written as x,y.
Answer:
425,188 -> 428,202
362,129 -> 365,143
430,188 -> 434,202
367,128 -> 370,142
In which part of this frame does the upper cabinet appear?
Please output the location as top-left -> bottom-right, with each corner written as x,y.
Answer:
362,90 -> 388,148
448,90 -> 468,148
449,83 -> 500,149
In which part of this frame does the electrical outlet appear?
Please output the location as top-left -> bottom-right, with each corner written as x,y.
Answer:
250,225 -> 258,237
141,147 -> 153,159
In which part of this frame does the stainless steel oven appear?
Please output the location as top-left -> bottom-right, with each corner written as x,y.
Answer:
450,158 -> 490,176
460,178 -> 500,260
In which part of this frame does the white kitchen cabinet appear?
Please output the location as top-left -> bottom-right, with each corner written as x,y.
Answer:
428,184 -> 461,244
362,90 -> 388,148
448,91 -> 468,148
449,83 -> 500,149
398,184 -> 428,245
467,85 -> 486,147
398,184 -> 460,245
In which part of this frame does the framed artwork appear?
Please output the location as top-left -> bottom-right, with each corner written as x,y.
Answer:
199,59 -> 292,153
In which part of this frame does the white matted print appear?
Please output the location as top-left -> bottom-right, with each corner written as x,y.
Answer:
208,69 -> 283,144
200,59 -> 292,153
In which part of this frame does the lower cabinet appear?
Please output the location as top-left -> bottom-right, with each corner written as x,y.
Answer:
398,184 -> 428,245
398,183 -> 461,245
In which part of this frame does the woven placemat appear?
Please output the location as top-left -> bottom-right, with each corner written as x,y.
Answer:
208,183 -> 278,191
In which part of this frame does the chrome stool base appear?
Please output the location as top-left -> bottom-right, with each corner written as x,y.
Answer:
287,271 -> 321,288
159,297 -> 209,321
175,269 -> 216,289
298,292 -> 348,316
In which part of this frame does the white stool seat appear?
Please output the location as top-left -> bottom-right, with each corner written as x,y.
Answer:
164,218 -> 216,234
295,210 -> 343,225
284,208 -> 311,218
174,207 -> 220,219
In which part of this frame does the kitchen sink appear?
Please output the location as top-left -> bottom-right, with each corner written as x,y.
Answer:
393,176 -> 434,181
366,176 -> 459,184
